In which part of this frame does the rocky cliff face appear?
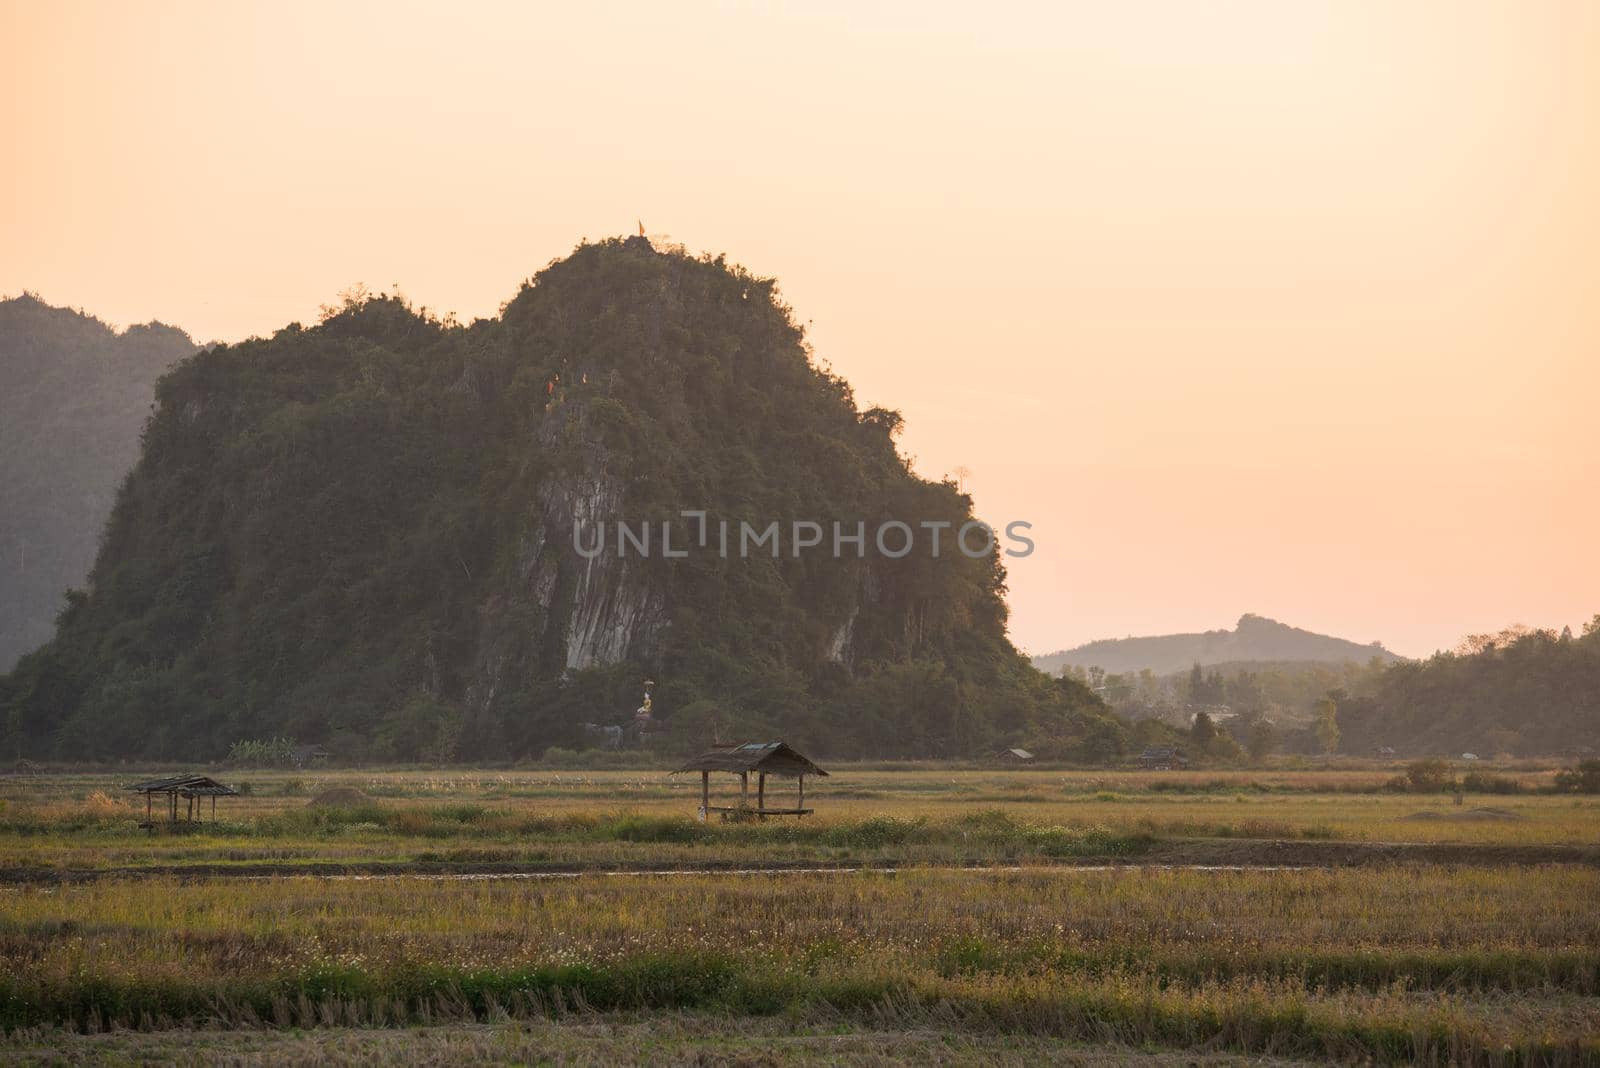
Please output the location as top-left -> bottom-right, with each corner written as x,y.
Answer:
3,240 -> 1119,762
536,470 -> 666,673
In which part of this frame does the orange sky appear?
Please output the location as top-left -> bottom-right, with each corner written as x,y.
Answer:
3,1 -> 1596,658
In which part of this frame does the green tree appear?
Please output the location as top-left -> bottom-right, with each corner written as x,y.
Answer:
1247,719 -> 1276,762
1314,696 -> 1340,755
1554,759 -> 1600,794
378,692 -> 460,764
1399,758 -> 1456,793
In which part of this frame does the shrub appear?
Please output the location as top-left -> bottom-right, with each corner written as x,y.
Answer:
1460,769 -> 1522,794
1389,759 -> 1456,793
82,791 -> 123,816
822,815 -> 921,848
601,814 -> 706,844
1554,759 -> 1600,794
228,737 -> 299,768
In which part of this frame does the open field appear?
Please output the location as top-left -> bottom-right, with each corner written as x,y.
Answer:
1,866 -> 1597,1063
2,766 -> 1597,876
2,765 -> 1597,1063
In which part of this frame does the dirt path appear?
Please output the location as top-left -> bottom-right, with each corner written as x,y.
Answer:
1,838 -> 1594,884
1142,837 -> 1600,868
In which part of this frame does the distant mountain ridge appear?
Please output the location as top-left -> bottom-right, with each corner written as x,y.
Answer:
1033,614 -> 1403,676
0,293 -> 197,669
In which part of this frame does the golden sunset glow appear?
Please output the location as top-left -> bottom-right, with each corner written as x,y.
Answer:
3,0 -> 1595,655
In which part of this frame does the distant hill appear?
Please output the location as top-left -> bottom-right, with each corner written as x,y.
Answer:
0,294 -> 197,669
1033,614 -> 1402,676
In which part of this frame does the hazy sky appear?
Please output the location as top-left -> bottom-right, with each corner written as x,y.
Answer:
3,1 -> 1596,657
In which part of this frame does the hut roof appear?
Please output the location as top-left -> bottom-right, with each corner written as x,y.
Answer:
126,774 -> 239,797
675,741 -> 828,778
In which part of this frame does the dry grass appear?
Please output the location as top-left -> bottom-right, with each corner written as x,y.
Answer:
2,765 -> 1596,1061
0,867 -> 1596,1062
0,1015 -> 1322,1066
1,767 -> 1595,874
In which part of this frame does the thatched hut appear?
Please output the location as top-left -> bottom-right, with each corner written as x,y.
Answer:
127,774 -> 238,827
675,741 -> 827,820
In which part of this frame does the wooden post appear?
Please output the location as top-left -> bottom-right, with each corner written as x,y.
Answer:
740,771 -> 749,808
211,795 -> 216,821
798,775 -> 804,816
145,792 -> 152,822
700,770 -> 709,820
757,772 -> 766,817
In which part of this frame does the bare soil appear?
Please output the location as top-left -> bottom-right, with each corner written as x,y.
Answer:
1400,806 -> 1525,822
2,838 -> 1595,885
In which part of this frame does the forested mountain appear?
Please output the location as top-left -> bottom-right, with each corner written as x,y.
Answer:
1333,622 -> 1600,757
0,239 -> 1119,762
1064,657 -> 1391,729
1033,613 -> 1402,676
0,295 -> 197,670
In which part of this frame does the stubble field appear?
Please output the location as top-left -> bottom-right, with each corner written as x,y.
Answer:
0,764 -> 1595,1064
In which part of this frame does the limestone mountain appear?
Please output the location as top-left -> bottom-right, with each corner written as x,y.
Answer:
1,239 -> 1119,762
0,294 -> 197,670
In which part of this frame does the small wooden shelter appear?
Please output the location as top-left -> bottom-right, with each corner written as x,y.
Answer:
127,774 -> 238,828
1138,746 -> 1188,770
676,741 -> 827,820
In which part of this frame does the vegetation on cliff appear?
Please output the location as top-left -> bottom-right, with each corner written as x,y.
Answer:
2,240 -> 1118,762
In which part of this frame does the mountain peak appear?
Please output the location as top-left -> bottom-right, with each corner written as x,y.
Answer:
1033,615 -> 1402,677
